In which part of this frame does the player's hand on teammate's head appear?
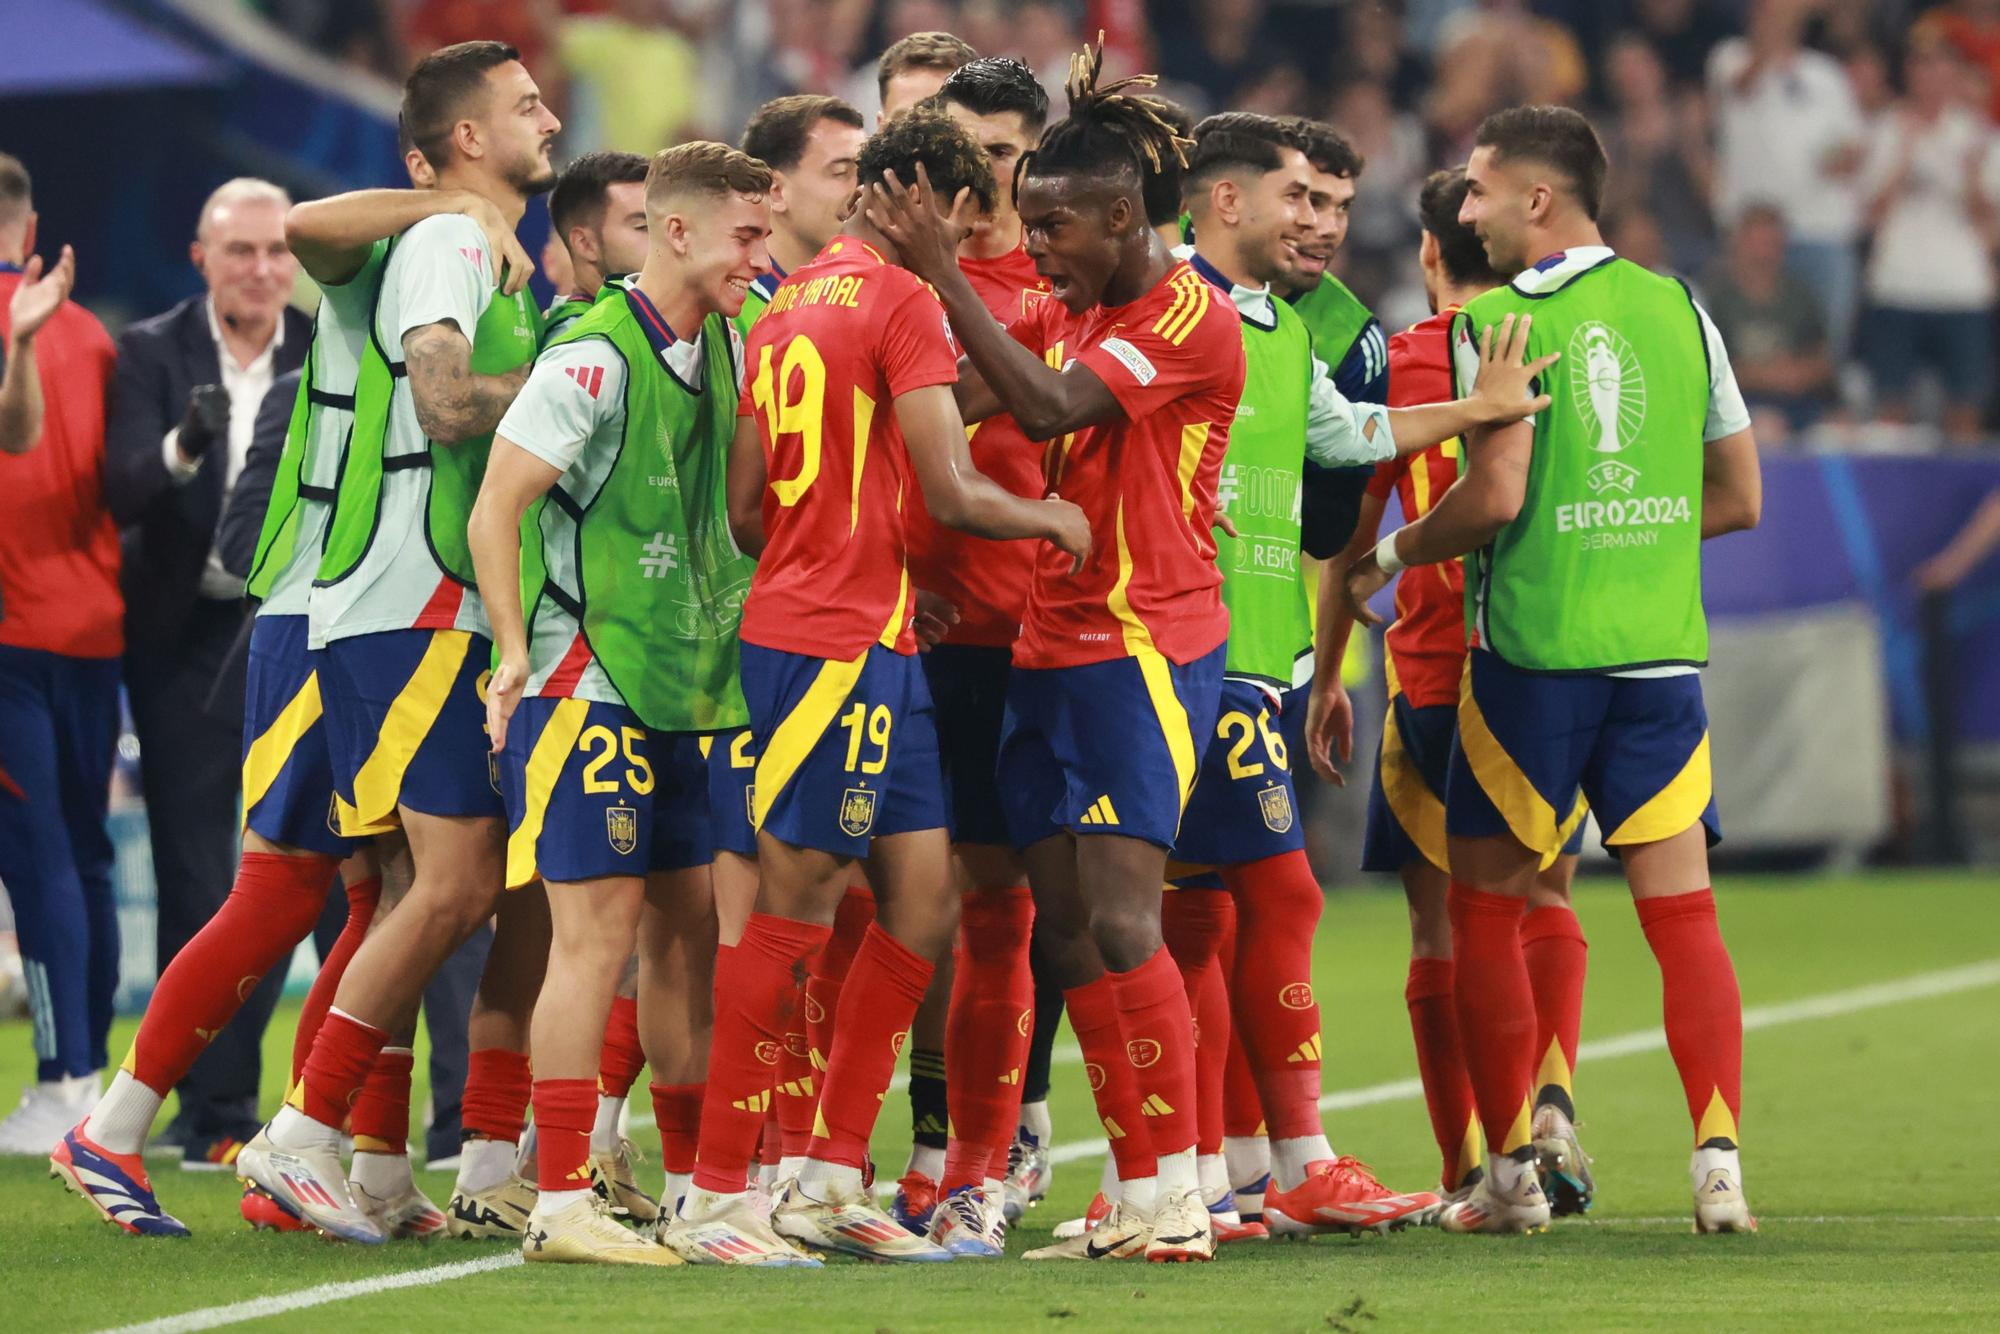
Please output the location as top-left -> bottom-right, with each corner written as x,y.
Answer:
1304,681 -> 1353,786
1470,312 -> 1559,424
865,164 -> 972,281
1343,554 -> 1391,628
486,656 -> 527,753
464,196 -> 535,297
1043,492 -> 1092,574
912,589 -> 961,651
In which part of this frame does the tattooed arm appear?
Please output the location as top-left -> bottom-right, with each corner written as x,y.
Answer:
401,320 -> 529,445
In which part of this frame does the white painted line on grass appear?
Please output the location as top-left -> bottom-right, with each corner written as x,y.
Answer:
104,1255 -> 524,1334
111,957 -> 2000,1332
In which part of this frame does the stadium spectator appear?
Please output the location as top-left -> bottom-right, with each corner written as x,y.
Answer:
1860,35 -> 2000,445
1630,0 -> 1754,90
873,27 -> 979,121
1916,0 -> 2000,121
0,153 -> 123,1156
1157,0 -> 1290,114
1425,1 -> 1589,149
1708,0 -> 1869,359
1700,204 -> 1836,441
1599,34 -> 1716,277
101,179 -> 311,1164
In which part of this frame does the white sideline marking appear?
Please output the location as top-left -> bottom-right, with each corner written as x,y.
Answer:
104,1255 -> 523,1334
106,958 -> 2000,1332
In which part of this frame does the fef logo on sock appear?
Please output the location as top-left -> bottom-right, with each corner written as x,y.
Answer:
891,1030 -> 908,1057
803,993 -> 826,1024
753,1040 -> 781,1065
1085,1062 -> 1106,1092
1279,982 -> 1314,1010
783,1031 -> 809,1058
1016,1009 -> 1032,1037
1126,1038 -> 1163,1069
236,975 -> 260,1002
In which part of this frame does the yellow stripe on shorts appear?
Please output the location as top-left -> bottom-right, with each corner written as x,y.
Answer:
1104,502 -> 1198,820
341,630 -> 473,838
241,672 -> 324,820
1379,704 -> 1448,874
1605,732 -> 1711,847
1454,664 -> 1565,860
750,650 -> 868,833
504,697 -> 591,889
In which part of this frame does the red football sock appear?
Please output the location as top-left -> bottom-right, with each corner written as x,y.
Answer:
1636,889 -> 1743,1146
1161,889 -> 1231,1157
292,872 -> 378,1085
1217,907 -> 1266,1139
1520,904 -> 1588,1110
532,1077 -> 598,1193
693,913 -> 829,1194
1449,883 -> 1536,1155
1111,946 -> 1200,1160
1405,956 -> 1480,1190
809,923 -> 933,1169
599,995 -> 645,1099
773,929 -> 828,1162
296,1008 -> 388,1129
462,1047 -> 533,1144
1066,973 -> 1156,1181
943,885 -> 1035,1192
805,887 -> 875,1068
351,1046 -> 414,1154
1221,851 -> 1324,1139
126,850 -> 336,1097
651,1081 -> 702,1175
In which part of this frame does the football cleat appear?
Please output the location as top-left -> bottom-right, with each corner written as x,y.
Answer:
977,1184 -> 1009,1253
1023,1200 -> 1150,1261
235,1129 -> 384,1244
1439,1164 -> 1551,1235
1146,1187 -> 1215,1263
889,1170 -> 939,1235
353,1178 -> 449,1239
1051,1189 -> 1112,1241
773,1178 -> 953,1262
590,1138 -> 661,1224
446,1173 -> 538,1240
49,1125 -> 190,1237
1264,1157 -> 1443,1237
522,1194 -> 682,1265
661,1186 -> 820,1267
1,1076 -> 99,1157
1233,1170 -> 1270,1223
1533,1103 -> 1595,1217
926,1187 -> 1003,1258
240,1184 -> 310,1232
1002,1128 -> 1051,1223
181,1133 -> 250,1173
1692,1146 -> 1757,1235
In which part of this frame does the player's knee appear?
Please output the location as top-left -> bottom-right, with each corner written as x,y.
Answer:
1086,901 -> 1162,974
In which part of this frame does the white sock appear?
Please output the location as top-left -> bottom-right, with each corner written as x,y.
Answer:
1019,1099 -> 1051,1145
799,1157 -> 862,1202
1196,1152 -> 1230,1209
983,1174 -> 1005,1199
537,1186 -> 588,1214
662,1171 -> 692,1215
514,1124 -> 537,1178
905,1144 -> 944,1180
777,1154 -> 806,1182
1224,1135 -> 1271,1191
268,1104 -> 340,1152
590,1095 -> 624,1157
1270,1134 -> 1334,1192
757,1159 -> 778,1193
1156,1148 -> 1199,1196
351,1150 -> 412,1200
82,1070 -> 163,1155
1097,1152 -> 1119,1198
457,1137 -> 518,1195
1118,1173 -> 1158,1216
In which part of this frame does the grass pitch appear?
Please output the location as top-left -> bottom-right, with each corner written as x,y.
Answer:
4,870 -> 1997,1332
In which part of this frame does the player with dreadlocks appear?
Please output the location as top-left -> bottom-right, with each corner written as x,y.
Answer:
868,38 -> 1241,1263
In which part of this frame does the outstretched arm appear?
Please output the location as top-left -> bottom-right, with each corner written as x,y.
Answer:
895,382 -> 1091,568
726,413 -> 768,558
1305,488 -> 1389,782
469,438 -> 562,752
288,189 -> 533,292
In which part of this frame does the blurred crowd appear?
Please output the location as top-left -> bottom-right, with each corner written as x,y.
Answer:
248,0 -> 2000,447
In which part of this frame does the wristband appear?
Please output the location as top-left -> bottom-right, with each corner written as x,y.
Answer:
1374,530 -> 1406,576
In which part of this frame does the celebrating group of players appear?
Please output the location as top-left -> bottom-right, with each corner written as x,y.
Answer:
49,24 -> 1764,1267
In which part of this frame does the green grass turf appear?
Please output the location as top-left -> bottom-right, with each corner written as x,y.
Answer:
4,870 -> 1998,1332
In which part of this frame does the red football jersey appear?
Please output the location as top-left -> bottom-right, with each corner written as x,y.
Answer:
902,241 -> 1050,647
1005,261 -> 1244,669
0,273 -> 122,659
1367,306 -> 1465,709
738,240 -> 960,659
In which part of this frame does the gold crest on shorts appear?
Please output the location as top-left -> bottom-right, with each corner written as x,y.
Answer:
606,804 -> 639,855
838,786 -> 878,838
1258,784 -> 1295,834
745,784 -> 757,830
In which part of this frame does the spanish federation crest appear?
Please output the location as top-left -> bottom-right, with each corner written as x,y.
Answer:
838,786 -> 878,838
1258,784 -> 1295,834
606,805 -> 639,855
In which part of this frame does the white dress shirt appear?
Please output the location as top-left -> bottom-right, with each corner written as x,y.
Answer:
163,299 -> 285,599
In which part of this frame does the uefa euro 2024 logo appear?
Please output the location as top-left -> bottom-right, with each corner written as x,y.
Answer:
1569,321 -> 1646,454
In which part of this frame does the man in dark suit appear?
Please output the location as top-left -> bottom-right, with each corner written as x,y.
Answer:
103,179 -> 310,1165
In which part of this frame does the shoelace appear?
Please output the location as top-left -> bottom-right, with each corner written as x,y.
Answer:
1324,1156 -> 1390,1194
